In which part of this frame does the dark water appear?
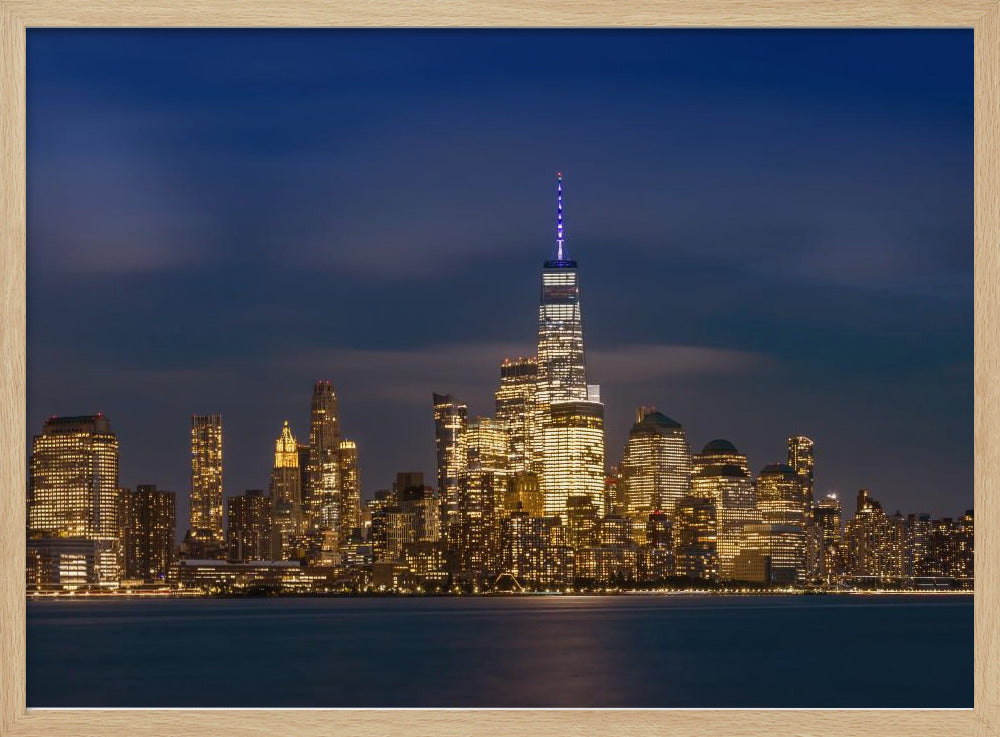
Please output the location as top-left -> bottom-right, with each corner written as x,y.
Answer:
27,594 -> 972,708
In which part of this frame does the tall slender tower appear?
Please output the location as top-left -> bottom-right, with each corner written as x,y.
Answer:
433,393 -> 468,542
338,439 -> 361,543
270,420 -> 303,560
536,173 -> 588,416
190,414 -> 224,545
534,174 -> 603,519
307,381 -> 341,536
494,356 -> 538,474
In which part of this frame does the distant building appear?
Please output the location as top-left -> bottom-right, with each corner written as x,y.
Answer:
189,414 -> 224,549
673,495 -> 717,581
495,356 -> 539,473
540,400 -> 606,520
307,381 -> 341,537
690,439 -> 757,580
734,523 -> 806,586
433,392 -> 468,543
227,490 -> 274,562
619,408 -> 692,524
458,417 -> 509,577
843,489 -> 904,586
27,414 -> 121,588
124,484 -> 176,583
338,439 -> 362,543
270,420 -> 304,560
814,493 -> 843,584
500,511 -> 571,590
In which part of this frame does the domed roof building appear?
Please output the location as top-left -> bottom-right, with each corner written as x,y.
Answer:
618,406 -> 692,525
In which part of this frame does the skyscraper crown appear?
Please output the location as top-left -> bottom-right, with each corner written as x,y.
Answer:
546,172 -> 577,268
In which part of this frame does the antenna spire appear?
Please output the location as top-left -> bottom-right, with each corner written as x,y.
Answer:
556,172 -> 564,261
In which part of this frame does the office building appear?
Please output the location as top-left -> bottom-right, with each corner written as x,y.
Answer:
495,356 -> 539,473
619,408 -> 692,523
124,484 -> 176,583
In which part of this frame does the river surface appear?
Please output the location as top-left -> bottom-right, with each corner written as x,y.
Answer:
26,594 -> 972,707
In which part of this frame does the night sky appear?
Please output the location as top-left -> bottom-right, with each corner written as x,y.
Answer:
26,29 -> 972,531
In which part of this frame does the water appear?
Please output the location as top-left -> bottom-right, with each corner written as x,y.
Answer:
27,594 -> 972,708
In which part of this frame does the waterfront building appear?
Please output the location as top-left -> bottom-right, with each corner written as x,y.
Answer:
619,408 -> 692,524
673,495 -> 718,581
124,484 -> 176,583
433,392 -> 468,542
189,414 -> 224,551
843,489 -> 904,586
814,493 -> 844,584
539,399 -> 606,519
458,417 -> 509,577
307,381 -> 341,536
733,523 -> 806,585
495,356 -> 539,473
926,511 -> 974,586
227,490 -> 274,562
690,441 -> 758,580
27,414 -> 121,587
500,511 -> 572,590
270,420 -> 304,560
338,439 -> 361,543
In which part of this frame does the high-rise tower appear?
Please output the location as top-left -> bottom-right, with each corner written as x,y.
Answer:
307,381 -> 341,535
27,414 -> 121,586
190,414 -> 224,545
270,420 -> 303,559
536,173 -> 588,420
535,174 -> 603,519
433,393 -> 468,543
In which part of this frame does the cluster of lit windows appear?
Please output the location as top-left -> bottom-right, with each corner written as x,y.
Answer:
540,401 -> 605,519
307,381 -> 341,534
190,414 -> 224,542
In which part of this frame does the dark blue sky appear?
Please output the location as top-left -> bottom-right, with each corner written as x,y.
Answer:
26,29 -> 973,528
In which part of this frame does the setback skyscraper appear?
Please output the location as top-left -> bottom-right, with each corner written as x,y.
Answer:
270,420 -> 304,560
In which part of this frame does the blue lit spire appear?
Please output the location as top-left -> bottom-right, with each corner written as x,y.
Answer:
545,172 -> 576,268
556,172 -> 564,260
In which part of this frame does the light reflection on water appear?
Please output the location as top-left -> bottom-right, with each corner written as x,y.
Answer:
27,594 -> 972,708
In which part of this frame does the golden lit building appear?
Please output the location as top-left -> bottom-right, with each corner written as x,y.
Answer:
690,440 -> 758,581
756,463 -> 806,527
673,495 -> 718,581
338,439 -> 361,543
433,392 -> 467,541
495,357 -> 539,473
458,416 -> 509,576
619,408 -> 692,525
787,436 -> 815,513
190,414 -> 224,546
511,471 -> 544,516
27,414 -> 122,587
540,400 -> 605,520
270,420 -> 304,560
124,484 -> 176,583
733,523 -> 806,585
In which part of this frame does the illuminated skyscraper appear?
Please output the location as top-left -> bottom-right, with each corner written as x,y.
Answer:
619,408 -> 693,524
27,414 -> 121,586
814,493 -> 844,584
691,440 -> 757,580
270,420 -> 303,560
787,436 -> 816,516
338,439 -> 361,542
843,488 -> 904,585
307,381 -> 341,535
227,490 -> 274,562
433,392 -> 468,540
189,414 -> 224,546
673,495 -> 718,581
458,417 -> 509,576
756,463 -> 806,527
540,400 -> 606,519
495,357 -> 539,473
535,174 -> 589,471
124,484 -> 176,583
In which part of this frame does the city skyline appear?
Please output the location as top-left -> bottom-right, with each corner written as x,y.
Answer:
26,29 -> 972,528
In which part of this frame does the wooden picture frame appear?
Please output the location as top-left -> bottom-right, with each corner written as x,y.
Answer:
1,2 -> 996,735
